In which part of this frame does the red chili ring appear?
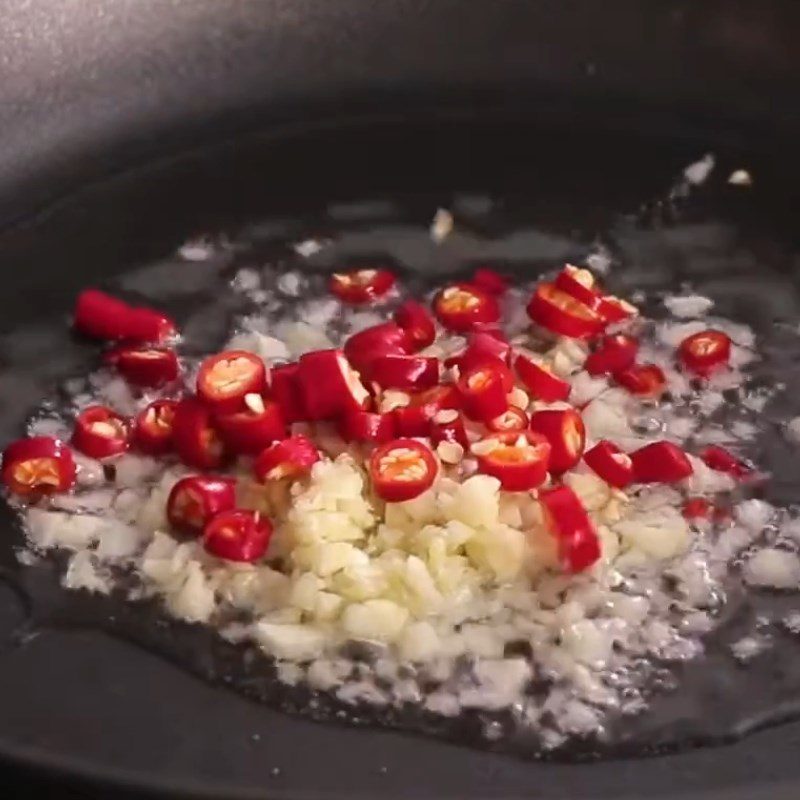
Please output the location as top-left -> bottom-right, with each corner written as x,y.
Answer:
214,394 -> 286,455
203,509 -> 273,562
487,405 -> 529,433
253,435 -> 321,482
527,282 -> 603,338
614,363 -> 666,398
393,384 -> 462,437
105,345 -> 179,387
475,430 -> 550,491
369,438 -> 438,502
197,350 -> 268,413
1,436 -> 76,496
297,349 -> 370,420
630,441 -> 693,483
529,408 -> 585,474
329,268 -> 396,304
678,329 -> 732,376
133,399 -> 179,455
72,405 -> 131,459
167,475 -> 237,534
172,397 -> 227,469
554,265 -> 601,308
393,300 -> 436,350
584,334 -> 639,376
458,361 -> 509,421
369,354 -> 440,392
539,485 -> 601,573
514,353 -> 570,402
337,409 -> 396,444
344,322 -> 413,376
433,283 -> 500,332
583,440 -> 634,488
269,362 -> 308,424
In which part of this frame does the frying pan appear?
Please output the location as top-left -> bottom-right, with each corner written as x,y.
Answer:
1,0 -> 800,797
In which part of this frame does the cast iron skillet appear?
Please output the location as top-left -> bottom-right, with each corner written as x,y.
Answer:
1,1 -> 800,798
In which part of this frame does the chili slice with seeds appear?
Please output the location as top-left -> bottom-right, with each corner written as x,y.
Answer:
475,430 -> 550,491
554,265 -> 601,307
105,345 -> 179,387
214,394 -> 286,455
678,329 -> 732,376
133,399 -> 178,455
514,353 -> 570,402
172,397 -> 227,469
539,485 -> 601,573
369,438 -> 438,502
254,435 -> 321,482
329,268 -> 396,304
167,475 -> 237,534
393,300 -> 436,350
526,282 -> 603,338
433,283 -> 500,332
1,437 -> 76,496
583,440 -> 633,488
529,408 -> 585,474
203,509 -> 273,562
615,363 -> 666,398
584,334 -> 639,376
297,349 -> 370,420
72,405 -> 130,459
458,361 -> 509,421
197,350 -> 267,413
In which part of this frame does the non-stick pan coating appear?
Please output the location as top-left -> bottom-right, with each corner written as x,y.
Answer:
1,2 -> 800,798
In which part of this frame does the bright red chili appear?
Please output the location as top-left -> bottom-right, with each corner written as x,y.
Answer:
526,282 -> 604,338
133,399 -> 178,455
172,397 -> 226,469
254,435 -> 321,482
269,362 -> 308,424
329,268 -> 396,304
447,330 -> 512,381
429,411 -> 470,450
681,497 -> 712,521
700,445 -> 751,479
214,394 -> 286,455
475,430 -> 550,491
554,265 -> 601,307
1,436 -> 76,496
615,364 -> 666,398
167,475 -> 237,534
487,405 -> 529,433
203,509 -> 273,562
471,267 -> 508,295
196,350 -> 267,413
596,294 -> 638,324
105,345 -> 179,387
539,485 -> 601,573
458,362 -> 509,421
337,409 -> 396,444
630,441 -> 693,483
584,334 -> 639,376
344,322 -> 412,375
583,440 -> 634,488
678,329 -> 732,376
73,289 -> 176,343
72,405 -> 131,459
514,353 -> 570,402
393,300 -> 436,350
369,354 -> 440,391
393,384 -> 461,437
529,408 -> 585,474
369,438 -> 438,502
297,349 -> 370,420
433,283 -> 500,332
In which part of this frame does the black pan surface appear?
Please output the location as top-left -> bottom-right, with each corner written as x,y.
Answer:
1,2 -> 800,798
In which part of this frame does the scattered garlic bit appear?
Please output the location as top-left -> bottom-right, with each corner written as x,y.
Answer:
293,239 -> 326,257
178,237 -> 216,261
663,294 -> 714,318
436,440 -> 464,464
786,417 -> 800,444
743,549 -> 800,590
728,169 -> 753,186
430,208 -> 454,242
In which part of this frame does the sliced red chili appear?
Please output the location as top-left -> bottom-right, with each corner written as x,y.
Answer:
369,354 -> 440,391
584,334 -> 639,376
429,411 -> 470,450
337,409 -> 396,444
73,289 -> 176,343
254,435 -> 321,482
475,430 -> 550,491
700,445 -> 751,479
297,349 -> 370,420
487,405 -> 528,433
539,485 -> 601,573
369,438 -> 438,502
529,408 -> 585,474
72,405 -> 130,459
554,265 -> 601,307
596,294 -> 638,324
526,282 -> 603,338
615,364 -> 666,398
167,475 -> 237,534
433,283 -> 500,332
630,441 -> 693,483
197,350 -> 267,413
447,330 -> 512,380
471,267 -> 508,295
1,436 -> 76,496
681,497 -> 712,521
344,322 -> 413,376
172,397 -> 227,469
393,384 -> 461,437
105,345 -> 179,387
514,352 -> 570,402
214,394 -> 286,455
329,268 -> 396,304
678,329 -> 732,376
458,361 -> 509,421
133,399 -> 178,455
203,509 -> 273,562
583,440 -> 633,488
269,362 -> 308,424
393,300 -> 436,350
